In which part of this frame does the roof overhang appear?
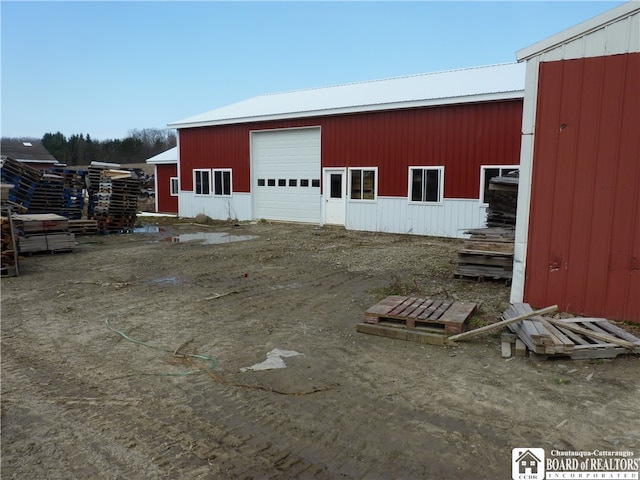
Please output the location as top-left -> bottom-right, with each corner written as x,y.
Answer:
146,146 -> 178,164
516,1 -> 640,61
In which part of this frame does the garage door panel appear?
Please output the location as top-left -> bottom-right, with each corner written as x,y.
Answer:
252,128 -> 321,223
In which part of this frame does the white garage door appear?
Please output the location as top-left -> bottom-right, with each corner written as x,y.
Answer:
251,127 -> 321,223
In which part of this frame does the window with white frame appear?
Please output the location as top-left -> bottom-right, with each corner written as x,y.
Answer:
213,169 -> 232,196
194,169 -> 211,195
480,166 -> 519,203
170,177 -> 178,196
409,167 -> 443,203
349,168 -> 377,201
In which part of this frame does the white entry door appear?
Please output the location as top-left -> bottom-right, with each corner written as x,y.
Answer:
323,168 -> 346,225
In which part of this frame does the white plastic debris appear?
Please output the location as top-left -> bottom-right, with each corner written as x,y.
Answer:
240,349 -> 303,372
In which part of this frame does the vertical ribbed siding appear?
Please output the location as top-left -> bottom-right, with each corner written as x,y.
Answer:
177,99 -> 523,199
156,164 -> 178,214
524,53 -> 640,322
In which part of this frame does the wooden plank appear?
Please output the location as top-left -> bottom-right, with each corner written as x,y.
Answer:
438,301 -> 477,325
593,321 -> 640,345
406,299 -> 435,319
417,300 -> 443,320
429,301 -> 452,320
387,297 -> 418,316
356,323 -> 457,347
449,305 -> 558,341
537,318 -> 575,351
364,296 -> 406,318
544,318 -> 638,350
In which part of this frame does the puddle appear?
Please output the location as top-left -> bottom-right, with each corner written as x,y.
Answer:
133,225 -> 161,234
151,276 -> 181,285
172,232 -> 257,245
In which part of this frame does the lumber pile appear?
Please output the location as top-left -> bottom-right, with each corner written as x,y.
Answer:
501,303 -> 640,360
1,156 -> 89,220
89,168 -> 141,233
1,209 -> 19,276
454,227 -> 514,281
51,167 -> 88,219
12,213 -> 75,254
484,175 -> 518,227
455,175 -> 518,281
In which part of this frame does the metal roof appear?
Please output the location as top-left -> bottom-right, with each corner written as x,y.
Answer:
146,146 -> 177,164
169,62 -> 525,129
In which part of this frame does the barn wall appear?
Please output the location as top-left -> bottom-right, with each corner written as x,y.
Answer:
155,164 -> 178,214
178,99 -> 523,199
523,53 -> 640,321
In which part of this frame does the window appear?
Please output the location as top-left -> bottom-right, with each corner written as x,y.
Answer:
170,177 -> 179,196
289,179 -> 297,187
409,167 -> 443,203
350,168 -> 376,200
311,179 -> 320,188
268,179 -> 276,186
213,169 -> 232,196
300,179 -> 309,187
194,170 -> 211,195
278,179 -> 286,187
258,179 -> 265,186
481,166 -> 519,203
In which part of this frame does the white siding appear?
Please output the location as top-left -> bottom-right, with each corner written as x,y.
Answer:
178,192 -> 252,221
346,197 -> 487,238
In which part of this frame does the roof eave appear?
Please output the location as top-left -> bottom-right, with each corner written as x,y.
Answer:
516,1 -> 640,61
168,91 -> 524,130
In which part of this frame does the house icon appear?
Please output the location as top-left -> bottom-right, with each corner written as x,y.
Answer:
516,449 -> 542,475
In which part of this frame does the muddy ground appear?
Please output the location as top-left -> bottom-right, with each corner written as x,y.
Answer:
2,218 -> 639,479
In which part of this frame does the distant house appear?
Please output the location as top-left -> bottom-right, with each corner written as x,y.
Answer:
146,147 -> 178,214
166,62 -> 525,237
0,139 -> 60,170
511,1 -> 640,322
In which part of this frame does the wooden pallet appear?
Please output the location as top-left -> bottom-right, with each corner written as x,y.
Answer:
363,296 -> 477,335
502,303 -> 640,359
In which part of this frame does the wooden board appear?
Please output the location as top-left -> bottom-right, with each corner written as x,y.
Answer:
504,303 -> 640,360
364,296 -> 477,334
356,323 -> 457,346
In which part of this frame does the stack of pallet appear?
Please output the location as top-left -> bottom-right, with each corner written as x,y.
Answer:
1,209 -> 19,276
90,169 -> 141,233
12,213 -> 75,254
502,303 -> 640,360
454,175 -> 518,282
485,175 -> 518,227
454,227 -> 514,281
51,167 -> 88,219
0,156 -> 42,213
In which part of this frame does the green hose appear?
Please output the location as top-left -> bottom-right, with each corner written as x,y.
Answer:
105,318 -> 217,376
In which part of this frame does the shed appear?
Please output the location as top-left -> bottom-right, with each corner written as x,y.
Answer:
511,2 -> 640,322
168,62 -> 525,237
0,139 -> 60,170
146,147 -> 178,214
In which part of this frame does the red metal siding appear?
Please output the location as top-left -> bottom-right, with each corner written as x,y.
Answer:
156,164 -> 178,214
524,53 -> 640,322
178,99 -> 523,198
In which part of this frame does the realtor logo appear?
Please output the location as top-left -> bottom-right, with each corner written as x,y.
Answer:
512,448 -> 545,480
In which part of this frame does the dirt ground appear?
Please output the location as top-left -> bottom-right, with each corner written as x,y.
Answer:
2,217 -> 639,479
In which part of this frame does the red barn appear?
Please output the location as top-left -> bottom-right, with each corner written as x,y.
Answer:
511,2 -> 640,322
168,63 -> 525,238
146,147 -> 178,214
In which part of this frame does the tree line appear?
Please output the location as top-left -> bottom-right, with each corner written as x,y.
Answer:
39,128 -> 176,166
